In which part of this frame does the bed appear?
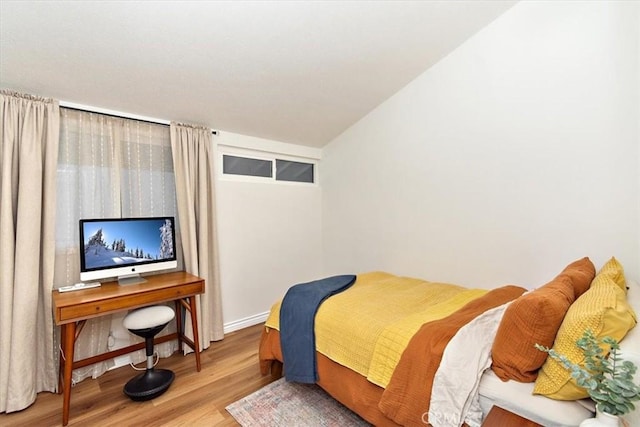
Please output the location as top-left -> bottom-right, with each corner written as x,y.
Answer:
259,258 -> 640,427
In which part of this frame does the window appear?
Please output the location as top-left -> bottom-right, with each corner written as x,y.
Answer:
220,153 -> 316,184
56,107 -> 179,383
276,159 -> 314,183
223,155 -> 272,178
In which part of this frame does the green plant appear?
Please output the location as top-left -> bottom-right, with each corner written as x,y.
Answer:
535,330 -> 640,416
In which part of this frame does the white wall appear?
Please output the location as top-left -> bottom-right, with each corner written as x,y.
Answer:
215,132 -> 323,331
322,1 -> 640,289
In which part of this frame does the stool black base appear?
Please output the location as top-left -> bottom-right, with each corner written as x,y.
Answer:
123,368 -> 175,401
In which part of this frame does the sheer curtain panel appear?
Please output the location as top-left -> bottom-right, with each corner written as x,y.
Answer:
56,108 -> 179,384
0,90 -> 59,412
170,122 -> 224,349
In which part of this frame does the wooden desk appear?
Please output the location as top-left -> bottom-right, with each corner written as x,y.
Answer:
52,271 -> 204,426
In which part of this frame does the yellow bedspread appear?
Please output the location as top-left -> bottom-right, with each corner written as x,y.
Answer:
265,271 -> 488,387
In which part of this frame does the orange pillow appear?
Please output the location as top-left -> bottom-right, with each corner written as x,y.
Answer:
491,258 -> 595,382
560,257 -> 595,298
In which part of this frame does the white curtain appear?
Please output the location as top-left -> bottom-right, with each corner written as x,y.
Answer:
55,108 -> 180,383
0,90 -> 59,412
170,122 -> 224,350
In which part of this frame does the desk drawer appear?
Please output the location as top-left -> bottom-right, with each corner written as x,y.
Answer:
57,282 -> 203,323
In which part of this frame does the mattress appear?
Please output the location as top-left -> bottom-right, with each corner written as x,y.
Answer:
478,370 -> 592,426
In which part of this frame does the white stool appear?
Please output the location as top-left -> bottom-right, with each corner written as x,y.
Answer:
122,305 -> 175,401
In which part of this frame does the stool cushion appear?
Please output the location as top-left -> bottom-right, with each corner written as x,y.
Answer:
124,305 -> 175,330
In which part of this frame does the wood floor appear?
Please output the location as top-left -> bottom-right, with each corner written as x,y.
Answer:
2,324 -> 277,427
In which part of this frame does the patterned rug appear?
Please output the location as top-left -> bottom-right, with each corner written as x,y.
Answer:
226,378 -> 371,426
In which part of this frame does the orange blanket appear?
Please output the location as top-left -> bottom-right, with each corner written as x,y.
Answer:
378,285 -> 526,427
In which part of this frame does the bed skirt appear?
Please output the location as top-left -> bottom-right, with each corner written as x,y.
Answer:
259,326 -> 403,427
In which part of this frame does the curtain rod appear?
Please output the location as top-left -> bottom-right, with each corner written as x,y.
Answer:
59,101 -> 218,135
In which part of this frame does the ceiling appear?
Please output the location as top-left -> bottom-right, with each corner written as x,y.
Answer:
0,1 -> 515,148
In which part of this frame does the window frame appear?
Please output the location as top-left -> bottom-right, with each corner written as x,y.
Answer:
217,146 -> 318,186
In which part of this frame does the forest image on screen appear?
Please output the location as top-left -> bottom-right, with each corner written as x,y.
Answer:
83,219 -> 174,270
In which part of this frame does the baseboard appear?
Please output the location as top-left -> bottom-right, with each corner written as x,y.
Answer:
224,311 -> 270,334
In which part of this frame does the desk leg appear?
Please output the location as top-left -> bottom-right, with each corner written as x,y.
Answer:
58,326 -> 65,394
61,322 -> 76,426
188,296 -> 202,372
174,300 -> 183,354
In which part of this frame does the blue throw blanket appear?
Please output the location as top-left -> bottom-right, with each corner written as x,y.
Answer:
279,274 -> 357,383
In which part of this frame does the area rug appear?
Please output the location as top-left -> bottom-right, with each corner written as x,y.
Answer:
226,378 -> 371,426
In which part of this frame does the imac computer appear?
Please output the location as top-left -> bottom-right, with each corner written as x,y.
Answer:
79,216 -> 178,285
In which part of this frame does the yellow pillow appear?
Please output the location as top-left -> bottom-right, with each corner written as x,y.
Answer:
533,258 -> 637,400
597,256 -> 627,293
